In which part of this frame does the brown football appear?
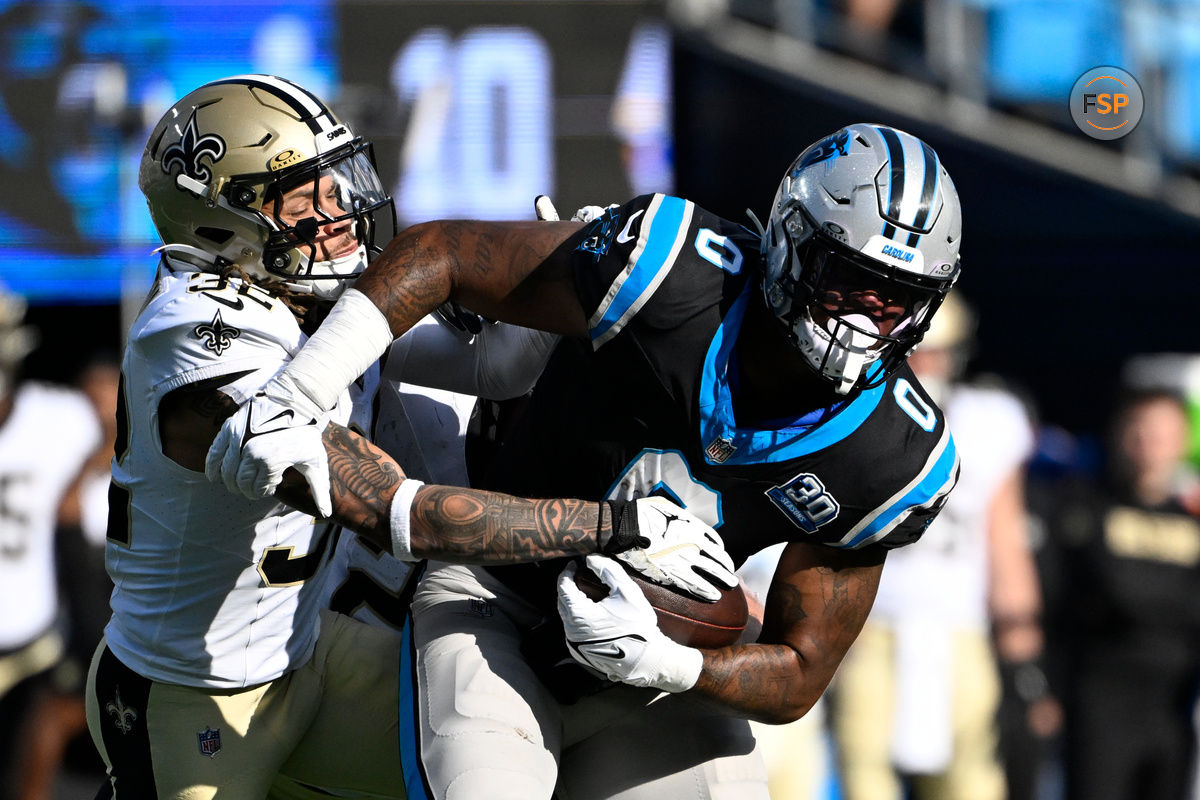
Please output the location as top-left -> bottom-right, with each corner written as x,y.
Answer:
574,560 -> 748,649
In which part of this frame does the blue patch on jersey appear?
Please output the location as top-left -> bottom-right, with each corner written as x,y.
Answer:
765,472 -> 841,533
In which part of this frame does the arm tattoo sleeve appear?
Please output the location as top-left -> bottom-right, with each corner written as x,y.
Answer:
410,485 -> 603,563
317,422 -> 607,563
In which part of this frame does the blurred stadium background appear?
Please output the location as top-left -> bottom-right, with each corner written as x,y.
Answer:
5,0 -> 1200,444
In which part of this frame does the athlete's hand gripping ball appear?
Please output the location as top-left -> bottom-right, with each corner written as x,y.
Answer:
600,496 -> 737,602
558,555 -> 704,693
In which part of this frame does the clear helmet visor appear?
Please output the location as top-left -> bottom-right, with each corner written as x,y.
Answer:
255,142 -> 394,295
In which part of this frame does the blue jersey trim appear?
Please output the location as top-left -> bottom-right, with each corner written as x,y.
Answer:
698,283 -> 886,465
399,616 -> 432,800
589,196 -> 687,343
843,431 -> 958,548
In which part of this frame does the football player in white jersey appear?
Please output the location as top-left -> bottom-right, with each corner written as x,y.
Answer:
0,288 -> 104,798
86,75 -> 736,800
828,293 -> 1048,800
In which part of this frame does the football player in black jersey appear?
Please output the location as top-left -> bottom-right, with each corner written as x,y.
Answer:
209,123 -> 964,799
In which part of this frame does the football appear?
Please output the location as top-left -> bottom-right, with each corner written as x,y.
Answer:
574,560 -> 748,649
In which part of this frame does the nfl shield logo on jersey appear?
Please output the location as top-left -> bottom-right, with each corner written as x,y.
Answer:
197,727 -> 222,758
704,437 -> 736,463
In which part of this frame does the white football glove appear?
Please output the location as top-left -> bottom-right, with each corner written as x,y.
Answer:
204,374 -> 333,517
569,204 -> 618,223
532,195 -> 617,224
602,496 -> 737,603
534,194 -> 561,221
558,555 -> 703,693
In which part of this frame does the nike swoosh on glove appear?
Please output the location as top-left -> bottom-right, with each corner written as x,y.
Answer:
557,555 -> 703,693
603,496 -> 737,603
205,375 -> 333,517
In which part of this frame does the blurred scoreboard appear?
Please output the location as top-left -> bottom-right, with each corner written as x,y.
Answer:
338,0 -> 672,225
0,0 -> 669,304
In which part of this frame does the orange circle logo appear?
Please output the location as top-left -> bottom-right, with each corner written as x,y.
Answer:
1070,67 -> 1144,141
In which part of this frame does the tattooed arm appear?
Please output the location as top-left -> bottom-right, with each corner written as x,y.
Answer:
691,541 -> 886,724
353,220 -> 589,340
161,380 -> 607,562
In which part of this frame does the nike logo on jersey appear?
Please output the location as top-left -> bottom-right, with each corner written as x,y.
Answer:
203,293 -> 245,311
616,210 -> 644,244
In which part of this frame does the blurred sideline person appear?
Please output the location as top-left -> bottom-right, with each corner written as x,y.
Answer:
88,74 -> 735,800
209,123 -> 965,799
1038,388 -> 1200,800
826,292 -> 1054,800
14,353 -> 119,800
0,290 -> 103,800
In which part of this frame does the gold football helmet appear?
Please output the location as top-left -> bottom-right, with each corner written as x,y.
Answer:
140,74 -> 394,300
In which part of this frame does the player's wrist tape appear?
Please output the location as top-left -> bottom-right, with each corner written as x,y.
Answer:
598,500 -> 649,554
388,479 -> 425,561
278,288 -> 394,412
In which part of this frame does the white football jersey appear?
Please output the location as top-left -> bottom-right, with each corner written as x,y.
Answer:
104,262 -> 361,689
872,383 -> 1034,628
0,382 -> 100,649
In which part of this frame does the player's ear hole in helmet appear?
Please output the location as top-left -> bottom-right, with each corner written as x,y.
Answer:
139,74 -> 396,303
760,123 -> 962,395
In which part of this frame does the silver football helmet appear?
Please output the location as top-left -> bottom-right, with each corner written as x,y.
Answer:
140,74 -> 395,301
761,123 -> 962,394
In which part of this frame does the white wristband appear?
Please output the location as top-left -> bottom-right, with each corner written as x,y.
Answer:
653,641 -> 704,693
282,288 -> 395,411
387,479 -> 425,561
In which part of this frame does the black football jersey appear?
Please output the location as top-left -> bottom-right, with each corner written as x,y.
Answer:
484,194 -> 958,601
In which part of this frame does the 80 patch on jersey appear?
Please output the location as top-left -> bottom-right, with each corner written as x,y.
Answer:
765,472 -> 840,533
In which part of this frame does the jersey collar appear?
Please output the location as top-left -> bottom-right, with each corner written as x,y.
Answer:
698,281 -> 887,465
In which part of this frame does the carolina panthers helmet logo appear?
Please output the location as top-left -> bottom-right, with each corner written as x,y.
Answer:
161,110 -> 226,184
795,129 -> 850,173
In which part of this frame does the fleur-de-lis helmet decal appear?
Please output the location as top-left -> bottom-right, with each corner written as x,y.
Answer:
139,75 -> 396,298
161,110 -> 226,188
